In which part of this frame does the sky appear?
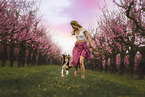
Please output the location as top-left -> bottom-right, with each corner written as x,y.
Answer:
37,0 -> 120,56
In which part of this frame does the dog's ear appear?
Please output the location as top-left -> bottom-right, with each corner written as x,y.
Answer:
62,54 -> 65,58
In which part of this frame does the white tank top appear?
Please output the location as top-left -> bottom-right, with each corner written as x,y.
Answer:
75,28 -> 87,41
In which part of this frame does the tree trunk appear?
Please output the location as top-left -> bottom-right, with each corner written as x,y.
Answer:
99,57 -> 103,72
43,54 -> 47,65
18,42 -> 26,67
31,51 -> 37,66
26,50 -> 31,66
110,54 -> 117,74
1,44 -> 8,67
38,52 -> 42,65
21,51 -> 26,67
112,55 -> 117,74
50,59 -> 52,65
128,49 -> 136,78
138,46 -> 145,79
0,44 -> 2,61
119,51 -> 125,75
105,58 -> 108,73
18,48 -> 22,67
9,45 -> 14,67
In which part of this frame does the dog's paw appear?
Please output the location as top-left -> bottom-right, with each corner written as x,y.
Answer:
61,75 -> 65,77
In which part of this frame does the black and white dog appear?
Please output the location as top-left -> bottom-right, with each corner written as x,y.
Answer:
61,54 -> 72,77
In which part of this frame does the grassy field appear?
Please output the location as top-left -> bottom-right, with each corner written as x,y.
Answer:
0,65 -> 145,97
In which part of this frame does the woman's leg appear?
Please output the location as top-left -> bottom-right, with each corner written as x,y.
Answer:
74,65 -> 78,77
80,56 -> 85,78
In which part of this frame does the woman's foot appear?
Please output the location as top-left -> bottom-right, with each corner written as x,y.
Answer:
81,75 -> 85,78
74,71 -> 77,77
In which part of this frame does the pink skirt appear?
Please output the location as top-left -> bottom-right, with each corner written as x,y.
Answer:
72,42 -> 90,66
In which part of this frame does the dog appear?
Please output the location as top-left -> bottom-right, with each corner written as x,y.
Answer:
61,54 -> 72,77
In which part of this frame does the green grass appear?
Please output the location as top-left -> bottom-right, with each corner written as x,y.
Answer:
0,65 -> 145,97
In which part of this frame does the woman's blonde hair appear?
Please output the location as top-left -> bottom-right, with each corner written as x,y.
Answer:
70,20 -> 82,35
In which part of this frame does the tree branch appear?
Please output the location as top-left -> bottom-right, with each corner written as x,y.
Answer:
126,2 -> 145,31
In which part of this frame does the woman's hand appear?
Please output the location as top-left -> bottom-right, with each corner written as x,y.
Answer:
92,47 -> 95,51
91,44 -> 95,51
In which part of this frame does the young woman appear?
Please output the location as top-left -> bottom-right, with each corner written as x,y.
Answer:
70,20 -> 95,78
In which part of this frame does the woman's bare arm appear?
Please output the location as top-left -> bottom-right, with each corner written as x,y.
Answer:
84,31 -> 95,50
